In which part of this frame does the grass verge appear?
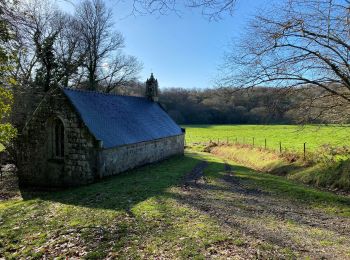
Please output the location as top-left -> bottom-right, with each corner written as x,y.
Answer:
210,144 -> 350,192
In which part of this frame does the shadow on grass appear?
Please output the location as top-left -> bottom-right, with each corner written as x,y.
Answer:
231,164 -> 350,207
4,152 -> 350,259
15,154 -> 350,213
6,153 -> 350,257
162,161 -> 350,256
287,159 -> 350,192
269,163 -> 306,176
12,152 -> 350,225
18,155 -> 203,211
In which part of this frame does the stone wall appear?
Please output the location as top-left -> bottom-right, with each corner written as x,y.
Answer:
18,88 -> 98,187
98,134 -> 185,177
18,88 -> 185,187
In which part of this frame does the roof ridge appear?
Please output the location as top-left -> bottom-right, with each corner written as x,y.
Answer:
61,87 -> 146,99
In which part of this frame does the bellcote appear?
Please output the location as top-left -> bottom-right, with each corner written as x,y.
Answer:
145,73 -> 159,102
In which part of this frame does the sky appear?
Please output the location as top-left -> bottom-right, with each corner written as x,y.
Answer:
57,0 -> 270,89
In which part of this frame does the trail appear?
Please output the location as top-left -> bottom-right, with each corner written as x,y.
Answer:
174,158 -> 350,259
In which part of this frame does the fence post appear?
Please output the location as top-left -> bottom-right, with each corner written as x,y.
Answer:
264,138 -> 267,149
279,141 -> 282,153
304,142 -> 306,160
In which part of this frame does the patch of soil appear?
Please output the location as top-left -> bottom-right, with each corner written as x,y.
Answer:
37,215 -> 134,259
223,162 -> 265,196
181,161 -> 208,189
204,239 -> 256,259
203,142 -> 219,153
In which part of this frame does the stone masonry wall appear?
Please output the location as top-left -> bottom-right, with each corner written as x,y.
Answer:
98,134 -> 185,177
18,88 -> 98,187
18,87 -> 185,187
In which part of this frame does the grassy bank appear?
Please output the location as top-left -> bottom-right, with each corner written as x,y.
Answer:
210,144 -> 350,192
184,125 -> 350,153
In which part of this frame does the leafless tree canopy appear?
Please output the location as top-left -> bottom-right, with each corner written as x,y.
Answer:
1,0 -> 142,130
218,0 -> 350,121
220,0 -> 350,97
76,0 -> 142,92
3,0 -> 141,92
130,0 -> 237,20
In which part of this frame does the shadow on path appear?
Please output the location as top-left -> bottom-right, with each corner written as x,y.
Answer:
167,159 -> 350,259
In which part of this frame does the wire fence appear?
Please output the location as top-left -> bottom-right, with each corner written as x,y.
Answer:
188,136 -> 309,160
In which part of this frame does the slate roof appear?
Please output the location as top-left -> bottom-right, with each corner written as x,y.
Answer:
62,88 -> 183,149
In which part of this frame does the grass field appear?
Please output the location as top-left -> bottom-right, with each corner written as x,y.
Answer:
184,125 -> 350,153
1,152 -> 350,258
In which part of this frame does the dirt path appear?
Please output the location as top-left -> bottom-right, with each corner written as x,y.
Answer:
181,161 -> 208,189
175,160 -> 350,259
223,162 -> 350,236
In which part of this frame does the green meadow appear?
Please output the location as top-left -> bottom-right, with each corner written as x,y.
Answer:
184,125 -> 350,153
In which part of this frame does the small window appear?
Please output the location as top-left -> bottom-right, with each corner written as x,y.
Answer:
53,118 -> 64,158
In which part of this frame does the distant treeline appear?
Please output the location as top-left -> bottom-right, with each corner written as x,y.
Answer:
159,87 -> 290,124
115,82 -> 350,125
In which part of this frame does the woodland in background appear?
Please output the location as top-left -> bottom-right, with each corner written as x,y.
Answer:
114,82 -> 350,125
160,87 -> 350,125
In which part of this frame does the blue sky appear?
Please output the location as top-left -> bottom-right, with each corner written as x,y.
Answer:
58,0 -> 270,89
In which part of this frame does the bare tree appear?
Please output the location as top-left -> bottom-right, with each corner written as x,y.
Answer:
3,0 -> 67,90
1,0 -> 68,128
54,14 -> 87,88
130,0 -> 237,20
219,0 -> 350,121
75,0 -> 141,92
1,0 -> 142,154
